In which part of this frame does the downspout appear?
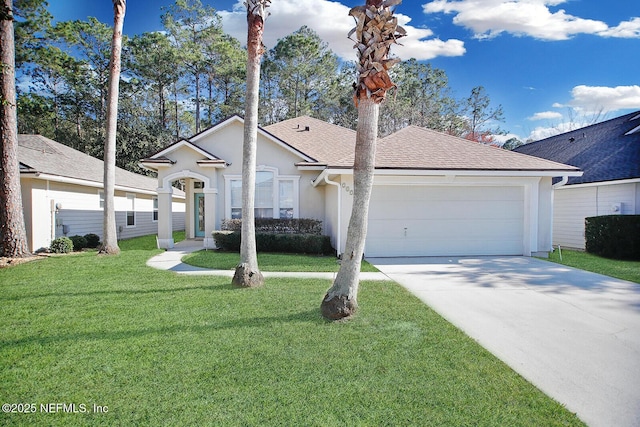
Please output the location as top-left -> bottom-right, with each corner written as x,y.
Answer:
323,174 -> 342,257
553,175 -> 569,189
549,175 -> 569,254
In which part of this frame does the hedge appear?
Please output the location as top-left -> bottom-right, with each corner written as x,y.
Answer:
221,218 -> 322,235
585,215 -> 640,260
84,233 -> 101,249
69,235 -> 87,251
213,231 -> 333,255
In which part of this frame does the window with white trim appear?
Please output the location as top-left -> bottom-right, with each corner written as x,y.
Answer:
226,167 -> 299,220
126,194 -> 136,227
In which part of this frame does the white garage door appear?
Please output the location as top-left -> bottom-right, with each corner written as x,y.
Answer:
366,185 -> 524,257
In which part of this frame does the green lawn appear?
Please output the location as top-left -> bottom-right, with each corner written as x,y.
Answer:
182,250 -> 379,272
0,235 -> 583,426
547,248 -> 640,284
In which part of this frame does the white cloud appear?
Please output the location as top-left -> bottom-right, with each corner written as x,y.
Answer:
219,0 -> 465,61
568,85 -> 640,112
422,0 -> 637,40
526,121 -> 581,141
491,132 -> 520,144
598,17 -> 640,38
528,111 -> 563,121
523,84 -> 640,141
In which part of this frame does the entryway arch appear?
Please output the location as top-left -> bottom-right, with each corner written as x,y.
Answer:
157,170 -> 217,249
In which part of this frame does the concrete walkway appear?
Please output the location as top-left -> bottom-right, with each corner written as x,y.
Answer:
145,239 -> 388,280
368,256 -> 640,427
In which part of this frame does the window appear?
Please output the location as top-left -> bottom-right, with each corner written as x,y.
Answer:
152,197 -> 158,222
226,167 -> 299,220
230,180 -> 242,219
255,171 -> 274,219
279,180 -> 294,219
99,191 -> 104,208
126,194 -> 135,227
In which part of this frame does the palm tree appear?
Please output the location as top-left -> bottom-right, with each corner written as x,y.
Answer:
232,0 -> 270,288
99,0 -> 126,255
321,0 -> 404,320
0,0 -> 30,258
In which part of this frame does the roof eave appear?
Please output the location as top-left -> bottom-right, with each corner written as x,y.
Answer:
321,167 -> 583,177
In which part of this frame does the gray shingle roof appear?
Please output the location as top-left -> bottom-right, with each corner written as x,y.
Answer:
264,116 -> 356,166
266,117 -> 579,172
514,110 -> 640,185
376,126 -> 579,171
18,134 -> 158,192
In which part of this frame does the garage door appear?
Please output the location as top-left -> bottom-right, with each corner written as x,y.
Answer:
366,185 -> 524,257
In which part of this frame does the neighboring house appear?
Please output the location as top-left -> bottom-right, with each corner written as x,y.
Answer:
515,111 -> 640,249
18,135 -> 186,252
141,115 -> 581,257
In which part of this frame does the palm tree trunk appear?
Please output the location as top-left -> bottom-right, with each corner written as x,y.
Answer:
0,0 -> 30,258
99,0 -> 126,255
321,0 -> 404,320
321,98 -> 378,319
232,0 -> 270,288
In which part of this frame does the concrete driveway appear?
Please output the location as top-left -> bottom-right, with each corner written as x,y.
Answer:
367,256 -> 640,427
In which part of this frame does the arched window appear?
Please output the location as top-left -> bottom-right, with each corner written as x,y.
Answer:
225,166 -> 299,219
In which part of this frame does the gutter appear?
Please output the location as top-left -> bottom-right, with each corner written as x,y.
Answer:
323,174 -> 342,258
31,172 -> 159,196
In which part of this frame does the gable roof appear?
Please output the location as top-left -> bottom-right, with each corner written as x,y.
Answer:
18,134 -> 159,193
514,110 -> 640,185
268,118 -> 579,173
264,116 -> 356,167
192,115 -> 317,163
142,137 -> 227,165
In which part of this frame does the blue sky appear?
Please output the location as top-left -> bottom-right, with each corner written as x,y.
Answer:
47,0 -> 640,142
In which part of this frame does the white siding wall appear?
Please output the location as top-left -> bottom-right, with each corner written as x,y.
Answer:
22,178 -> 185,251
553,181 -> 638,249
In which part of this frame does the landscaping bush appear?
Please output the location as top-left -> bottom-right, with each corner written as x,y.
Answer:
212,231 -> 333,255
69,235 -> 87,251
585,215 -> 640,260
50,237 -> 73,254
84,233 -> 101,248
221,218 -> 322,235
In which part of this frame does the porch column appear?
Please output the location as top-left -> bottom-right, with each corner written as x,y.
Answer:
203,188 -> 218,249
157,187 -> 174,249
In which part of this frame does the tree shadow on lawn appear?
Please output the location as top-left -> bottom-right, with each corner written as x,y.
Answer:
0,308 -> 324,349
0,281 -> 236,303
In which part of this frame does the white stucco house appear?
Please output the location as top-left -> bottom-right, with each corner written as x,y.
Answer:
18,134 -> 186,252
515,110 -> 640,249
141,115 -> 581,258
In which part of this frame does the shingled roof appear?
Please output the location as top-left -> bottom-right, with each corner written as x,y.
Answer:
18,134 -> 158,193
264,116 -> 356,167
514,110 -> 640,185
266,116 -> 579,173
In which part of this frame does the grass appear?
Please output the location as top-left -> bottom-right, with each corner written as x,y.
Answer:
182,250 -> 379,272
547,248 -> 640,284
0,235 -> 584,426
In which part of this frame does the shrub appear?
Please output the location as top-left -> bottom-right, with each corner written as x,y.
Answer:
84,233 -> 101,248
221,218 -> 322,235
585,215 -> 640,260
50,237 -> 73,254
212,231 -> 333,255
69,235 -> 87,251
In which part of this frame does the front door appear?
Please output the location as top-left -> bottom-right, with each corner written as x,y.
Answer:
194,193 -> 205,238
